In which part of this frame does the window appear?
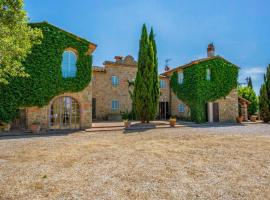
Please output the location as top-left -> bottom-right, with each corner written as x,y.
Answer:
111,100 -> 119,111
160,80 -> 166,89
178,72 -> 184,84
206,68 -> 211,81
178,104 -> 185,113
111,76 -> 119,86
61,50 -> 77,78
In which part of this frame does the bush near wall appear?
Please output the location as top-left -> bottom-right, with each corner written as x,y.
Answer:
170,57 -> 238,123
0,22 -> 93,122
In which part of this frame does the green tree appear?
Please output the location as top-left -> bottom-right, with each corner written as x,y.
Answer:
247,76 -> 253,89
259,64 -> 270,122
265,64 -> 270,99
133,24 -> 158,123
238,86 -> 258,115
259,84 -> 270,122
0,0 -> 42,84
149,28 -> 160,120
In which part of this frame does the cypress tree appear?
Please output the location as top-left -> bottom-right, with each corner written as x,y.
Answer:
259,84 -> 270,122
259,64 -> 270,122
247,76 -> 253,89
133,24 -> 157,123
265,64 -> 270,99
149,28 -> 160,120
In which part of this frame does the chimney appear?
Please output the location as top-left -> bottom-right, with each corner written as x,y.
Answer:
207,43 -> 215,57
114,56 -> 123,63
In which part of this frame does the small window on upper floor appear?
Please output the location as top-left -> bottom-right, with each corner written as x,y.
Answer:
61,50 -> 77,78
178,72 -> 184,84
160,80 -> 166,89
111,75 -> 119,86
206,68 -> 211,81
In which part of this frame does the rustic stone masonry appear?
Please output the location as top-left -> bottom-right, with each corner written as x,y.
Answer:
214,89 -> 238,122
92,56 -> 137,120
25,81 -> 93,129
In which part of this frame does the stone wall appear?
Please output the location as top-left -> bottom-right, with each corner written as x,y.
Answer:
171,91 -> 190,119
159,76 -> 170,102
214,88 -> 238,122
92,56 -> 137,120
25,81 -> 92,129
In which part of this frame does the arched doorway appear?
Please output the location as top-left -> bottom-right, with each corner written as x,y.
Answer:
50,96 -> 80,129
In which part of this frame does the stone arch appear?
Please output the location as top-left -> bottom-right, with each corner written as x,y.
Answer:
49,96 -> 81,129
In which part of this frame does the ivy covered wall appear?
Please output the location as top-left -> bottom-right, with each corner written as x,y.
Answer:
170,57 -> 239,123
0,22 -> 93,122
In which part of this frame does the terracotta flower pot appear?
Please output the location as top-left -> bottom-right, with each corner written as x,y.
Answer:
169,119 -> 176,127
250,115 -> 257,122
3,123 -> 11,131
236,116 -> 243,124
31,124 -> 41,133
124,121 -> 131,128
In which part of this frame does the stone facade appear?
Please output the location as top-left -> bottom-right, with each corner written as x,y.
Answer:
21,38 -> 240,130
25,81 -> 93,129
92,56 -> 137,120
159,76 -> 170,102
19,22 -> 96,130
170,91 -> 190,119
213,89 -> 238,122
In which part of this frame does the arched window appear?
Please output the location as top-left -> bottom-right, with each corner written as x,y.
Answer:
50,96 -> 80,129
61,50 -> 77,78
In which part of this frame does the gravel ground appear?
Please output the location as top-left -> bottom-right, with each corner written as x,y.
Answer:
0,123 -> 269,200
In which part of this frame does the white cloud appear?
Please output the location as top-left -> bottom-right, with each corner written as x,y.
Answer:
239,66 -> 265,81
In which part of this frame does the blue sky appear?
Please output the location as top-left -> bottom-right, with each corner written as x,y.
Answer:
24,0 -> 270,94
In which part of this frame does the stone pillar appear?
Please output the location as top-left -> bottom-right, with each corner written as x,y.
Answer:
208,102 -> 213,122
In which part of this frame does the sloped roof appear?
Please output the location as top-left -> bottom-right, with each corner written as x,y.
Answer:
238,96 -> 251,104
29,21 -> 97,47
160,56 -> 239,76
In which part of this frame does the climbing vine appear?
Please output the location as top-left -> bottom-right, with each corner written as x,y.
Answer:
170,57 -> 238,123
0,22 -> 93,122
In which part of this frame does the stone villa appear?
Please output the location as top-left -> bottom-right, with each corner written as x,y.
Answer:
16,22 -> 241,130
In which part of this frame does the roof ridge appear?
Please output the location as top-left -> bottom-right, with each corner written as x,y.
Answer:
160,56 -> 239,76
29,21 -> 97,47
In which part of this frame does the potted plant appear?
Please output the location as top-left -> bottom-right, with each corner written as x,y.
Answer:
250,115 -> 257,122
169,117 -> 176,127
121,111 -> 131,128
31,120 -> 41,133
0,121 -> 11,131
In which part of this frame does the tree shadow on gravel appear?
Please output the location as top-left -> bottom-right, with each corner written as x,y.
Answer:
0,129 -> 81,140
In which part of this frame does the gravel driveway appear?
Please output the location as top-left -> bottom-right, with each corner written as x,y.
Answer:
0,123 -> 269,200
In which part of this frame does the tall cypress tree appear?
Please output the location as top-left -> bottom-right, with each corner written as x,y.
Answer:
259,64 -> 270,122
133,24 -> 157,123
259,84 -> 270,122
247,76 -> 253,89
149,28 -> 160,120
265,64 -> 270,99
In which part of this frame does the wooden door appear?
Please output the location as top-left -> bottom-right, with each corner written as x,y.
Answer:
213,103 -> 219,122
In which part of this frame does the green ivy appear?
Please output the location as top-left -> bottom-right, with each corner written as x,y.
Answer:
170,57 -> 238,123
0,22 -> 93,122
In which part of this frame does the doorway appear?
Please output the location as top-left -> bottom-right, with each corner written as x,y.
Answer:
50,96 -> 80,129
92,98 -> 96,120
159,102 -> 169,119
213,103 -> 220,122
